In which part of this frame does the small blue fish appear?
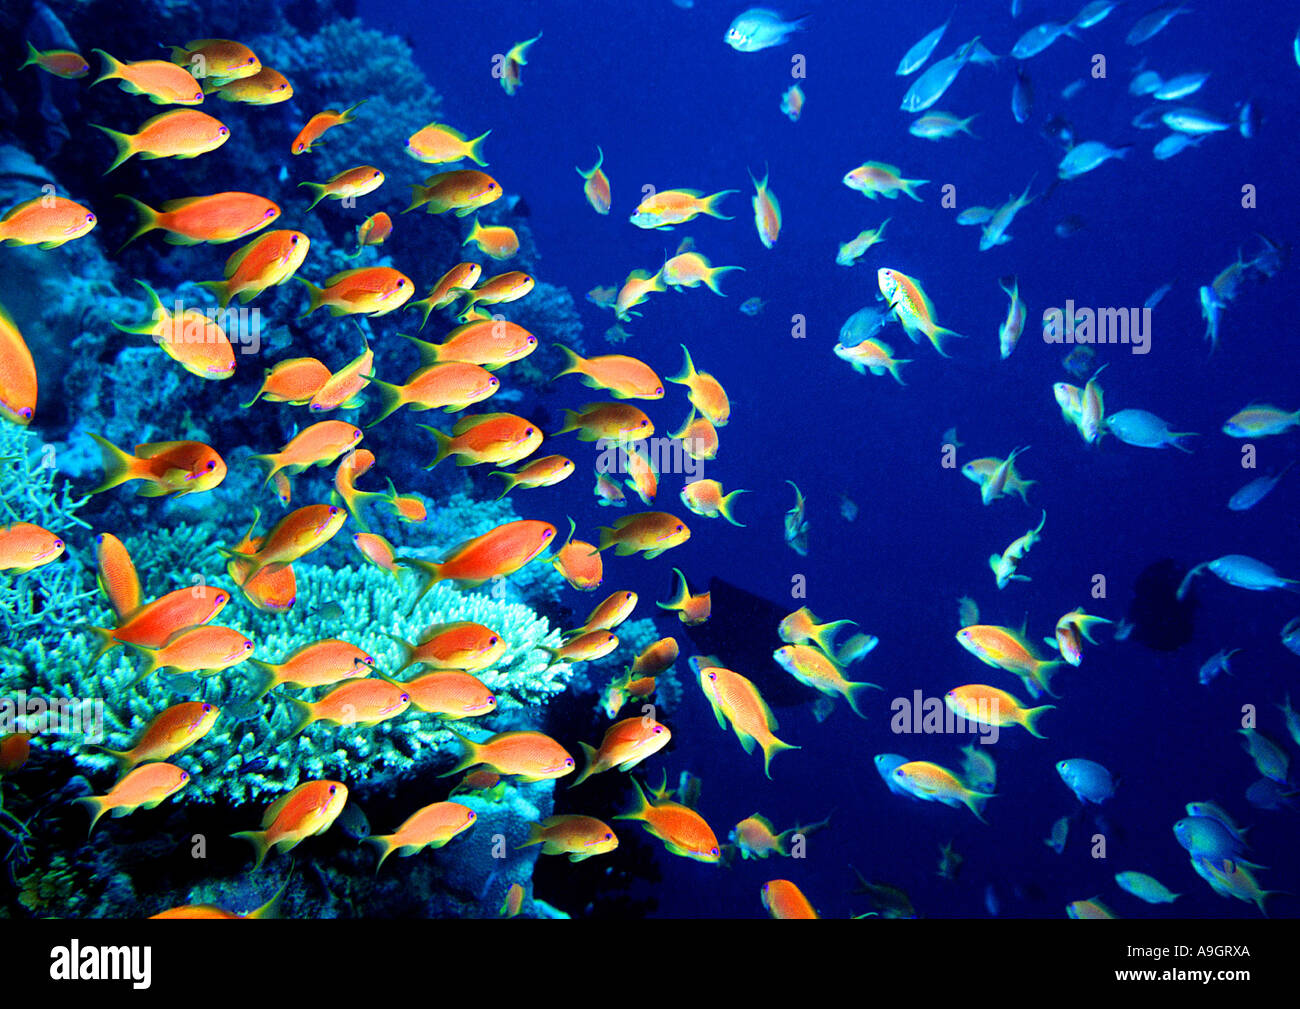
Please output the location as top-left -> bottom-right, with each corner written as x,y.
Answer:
1012,67 -> 1033,123
874,753 -> 914,797
1282,616 -> 1300,658
724,8 -> 807,52
1228,462 -> 1293,511
1198,648 -> 1240,685
1126,4 -> 1192,46
1245,777 -> 1297,811
1057,758 -> 1115,803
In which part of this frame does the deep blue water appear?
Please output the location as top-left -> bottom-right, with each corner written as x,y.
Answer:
356,0 -> 1300,918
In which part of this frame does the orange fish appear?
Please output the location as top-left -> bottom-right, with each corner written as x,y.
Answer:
0,195 -> 96,249
761,879 -> 819,918
555,402 -> 653,442
406,122 -> 490,165
601,670 -> 658,718
681,479 -> 748,526
298,266 -> 414,317
209,66 -> 292,105
111,279 -> 236,381
519,815 -> 619,861
391,670 -> 496,718
0,299 -> 36,424
128,625 -> 253,680
618,443 -> 658,506
220,504 -> 347,580
597,511 -> 691,559
615,777 -> 721,862
444,729 -> 575,782
94,532 -> 142,620
241,355 -> 329,407
698,664 -> 798,778
668,345 -> 729,425
291,99 -> 367,154
88,585 -> 228,662
579,589 -> 639,632
492,453 -> 574,499
387,621 -> 506,673
118,191 -> 280,248
203,230 -> 310,309
89,435 -> 226,497
287,679 -> 411,735
538,629 -> 619,666
407,262 -> 483,328
657,567 -> 710,624
370,362 -> 499,424
576,147 -> 612,214
345,211 -> 393,258
462,217 -> 519,261
422,412 -> 542,469
573,716 -> 671,786
404,169 -> 501,216
248,638 -> 373,697
749,165 -> 782,249
500,883 -> 525,917
0,522 -> 64,573
151,878 -> 287,919
352,531 -> 400,573
662,239 -> 745,294
225,508 -> 297,613
75,762 -> 190,836
300,165 -> 384,211
94,701 -> 219,772
19,42 -> 89,79
399,519 -> 556,596
365,801 -> 477,871
91,109 -> 229,173
500,32 -> 542,95
551,517 -> 603,590
252,420 -> 362,484
330,449 -> 384,530
309,340 -> 373,413
631,637 -> 679,676
554,346 -> 663,400
90,49 -> 204,105
232,779 -> 348,869
382,483 -> 428,523
402,318 -> 537,369
594,471 -> 627,507
614,267 -> 667,321
778,607 -> 855,654
629,187 -> 737,229
671,407 -> 719,461
0,733 -> 33,775
452,271 -> 533,319
166,39 -> 260,83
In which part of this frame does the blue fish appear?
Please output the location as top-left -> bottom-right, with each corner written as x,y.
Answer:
724,8 -> 808,52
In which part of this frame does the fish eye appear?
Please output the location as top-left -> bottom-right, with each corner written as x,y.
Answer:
353,429 -> 362,438
655,387 -> 663,395
263,208 -> 275,217
21,407 -> 32,418
219,127 -> 229,135
710,847 -> 719,855
528,336 -> 537,344
217,592 -> 228,602
675,525 -> 682,531
206,460 -> 216,469
707,672 -> 716,681
54,539 -> 64,548
85,213 -> 96,223
565,758 -> 574,766
525,427 -> 534,436
328,785 -> 337,793
290,235 -> 299,244
277,83 -> 286,90
400,693 -> 410,703
374,170 -> 381,177
490,378 -> 499,386
398,279 -> 406,287
605,832 -> 613,839
490,636 -> 499,645
543,529 -> 554,538
181,771 -> 189,780
202,703 -> 212,712
488,182 -> 496,189
653,726 -> 662,734
468,811 -> 476,820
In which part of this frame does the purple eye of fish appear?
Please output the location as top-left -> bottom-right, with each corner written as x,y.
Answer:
565,758 -> 574,766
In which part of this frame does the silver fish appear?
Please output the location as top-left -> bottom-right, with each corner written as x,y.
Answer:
956,205 -> 994,225
901,37 -> 980,112
1177,555 -> 1300,600
1228,462 -> 1293,511
1198,648 -> 1240,685
1154,72 -> 1210,100
896,14 -> 951,76
1129,69 -> 1164,96
1131,104 -> 1167,129
1058,140 -> 1132,179
1162,107 -> 1231,133
1144,282 -> 1173,309
724,8 -> 808,52
1011,21 -> 1078,59
1153,132 -> 1206,159
1073,1 -> 1119,29
1126,5 -> 1192,45
1012,67 -> 1033,123
1281,616 -> 1300,657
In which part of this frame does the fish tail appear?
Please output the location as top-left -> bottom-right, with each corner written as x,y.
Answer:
1021,704 -> 1055,739
613,776 -> 653,821
380,632 -> 417,672
340,97 -> 368,123
760,734 -> 800,779
490,470 -> 517,500
576,146 -> 603,179
19,40 -> 41,70
89,123 -> 136,173
552,344 -> 587,382
888,358 -> 912,385
363,835 -> 396,874
366,377 -> 407,426
717,489 -> 750,527
406,297 -> 437,331
249,452 -> 281,487
925,323 -> 966,357
703,265 -> 745,297
87,432 -> 137,494
964,790 -> 992,824
420,425 -> 454,469
246,659 -> 281,699
395,557 -> 444,613
293,276 -> 326,318
111,278 -> 166,339
114,193 -> 159,251
668,343 -> 698,384
517,822 -> 546,849
902,178 -> 929,201
1034,659 -> 1064,698
844,681 -> 878,720
84,624 -> 122,666
655,568 -> 691,610
438,728 -> 482,777
231,829 -> 271,870
1074,614 -> 1113,643
90,48 -> 124,87
196,279 -> 233,310
87,745 -> 133,774
808,619 -> 855,655
122,641 -> 161,684
298,181 -> 327,212
285,696 -> 315,737
701,189 -> 739,220
554,408 -> 582,436
402,184 -> 429,214
466,129 -> 491,166
570,741 -> 600,787
1169,431 -> 1199,453
400,332 -> 441,365
461,215 -> 482,248
73,796 -> 109,837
